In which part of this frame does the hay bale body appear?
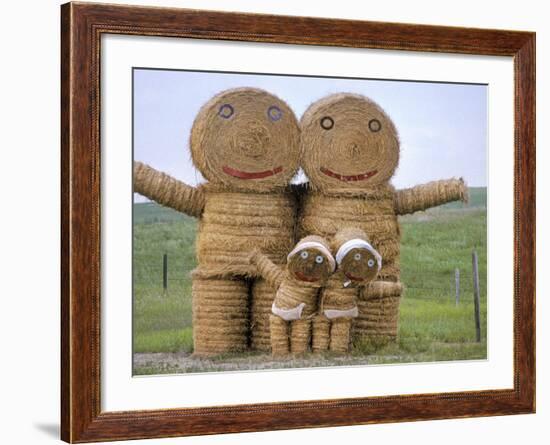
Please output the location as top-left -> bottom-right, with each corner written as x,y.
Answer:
197,185 -> 297,277
134,88 -> 301,356
299,93 -> 467,346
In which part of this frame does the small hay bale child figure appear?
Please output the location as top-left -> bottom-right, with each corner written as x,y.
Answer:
249,236 -> 336,356
299,93 -> 467,346
312,228 -> 382,353
134,88 -> 301,356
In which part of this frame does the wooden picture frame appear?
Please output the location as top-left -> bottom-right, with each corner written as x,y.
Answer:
61,2 -> 535,442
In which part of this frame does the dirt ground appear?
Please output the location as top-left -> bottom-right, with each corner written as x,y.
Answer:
132,351 -> 410,375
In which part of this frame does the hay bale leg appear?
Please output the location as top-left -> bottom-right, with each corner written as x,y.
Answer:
312,315 -> 330,352
329,317 -> 353,353
270,314 -> 290,356
192,275 -> 249,357
290,318 -> 312,355
250,278 -> 277,352
354,295 -> 401,346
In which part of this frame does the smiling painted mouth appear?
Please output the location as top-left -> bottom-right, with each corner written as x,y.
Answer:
295,271 -> 319,282
222,165 -> 283,179
344,272 -> 364,282
320,167 -> 377,182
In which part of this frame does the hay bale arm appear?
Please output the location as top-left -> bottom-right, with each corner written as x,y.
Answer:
133,161 -> 205,218
360,281 -> 403,300
250,250 -> 285,288
394,178 -> 468,215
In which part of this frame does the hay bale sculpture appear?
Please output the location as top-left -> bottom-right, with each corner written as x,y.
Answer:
312,228 -> 383,353
133,88 -> 301,356
249,236 -> 335,356
299,93 -> 467,345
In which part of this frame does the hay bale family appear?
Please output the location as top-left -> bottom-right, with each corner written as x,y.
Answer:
134,88 -> 467,357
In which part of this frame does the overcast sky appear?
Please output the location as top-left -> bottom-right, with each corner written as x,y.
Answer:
133,68 -> 487,202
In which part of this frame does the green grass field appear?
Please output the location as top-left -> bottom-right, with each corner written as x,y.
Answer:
133,187 -> 487,374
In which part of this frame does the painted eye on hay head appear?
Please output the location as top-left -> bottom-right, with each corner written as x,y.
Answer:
368,118 -> 382,132
218,104 -> 234,119
315,255 -> 324,264
320,116 -> 334,130
354,253 -> 362,261
300,251 -> 309,259
367,259 -> 375,268
267,105 -> 283,122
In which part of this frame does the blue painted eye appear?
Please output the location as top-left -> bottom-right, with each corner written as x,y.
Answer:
315,255 -> 324,264
218,104 -> 234,119
300,251 -> 309,259
267,105 -> 282,122
367,259 -> 375,267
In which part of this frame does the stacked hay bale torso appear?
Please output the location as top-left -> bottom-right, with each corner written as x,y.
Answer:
133,88 -> 301,356
250,236 -> 335,355
299,93 -> 467,346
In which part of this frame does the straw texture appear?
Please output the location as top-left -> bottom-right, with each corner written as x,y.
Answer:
191,272 -> 250,356
394,178 -> 468,215
290,318 -> 313,354
197,185 -> 297,278
134,88 -> 302,356
250,237 -> 332,355
270,314 -> 289,356
300,93 -> 400,193
134,161 -> 205,218
299,93 -> 466,347
312,315 -> 331,352
190,88 -> 300,193
313,273 -> 360,353
329,318 -> 353,353
250,279 -> 276,351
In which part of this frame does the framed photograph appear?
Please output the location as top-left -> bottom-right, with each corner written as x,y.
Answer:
61,2 -> 535,442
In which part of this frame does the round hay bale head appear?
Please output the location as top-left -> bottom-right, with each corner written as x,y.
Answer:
190,88 -> 300,192
287,235 -> 334,283
300,93 -> 400,192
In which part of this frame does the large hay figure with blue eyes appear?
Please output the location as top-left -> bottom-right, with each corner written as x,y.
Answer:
133,88 -> 301,356
299,93 -> 467,346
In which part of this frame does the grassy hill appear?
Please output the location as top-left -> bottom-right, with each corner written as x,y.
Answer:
133,187 -> 487,373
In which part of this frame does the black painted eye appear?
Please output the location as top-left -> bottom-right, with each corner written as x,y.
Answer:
218,104 -> 234,119
368,119 -> 381,132
267,105 -> 282,122
320,116 -> 334,130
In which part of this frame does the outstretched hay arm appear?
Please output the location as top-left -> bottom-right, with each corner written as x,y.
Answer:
133,161 -> 205,218
394,178 -> 468,215
250,250 -> 285,288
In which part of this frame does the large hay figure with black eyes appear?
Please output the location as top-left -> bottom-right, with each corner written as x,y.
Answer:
299,93 -> 467,346
133,88 -> 301,356
249,236 -> 335,356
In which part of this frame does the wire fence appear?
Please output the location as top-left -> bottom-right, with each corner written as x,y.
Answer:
134,252 -> 487,303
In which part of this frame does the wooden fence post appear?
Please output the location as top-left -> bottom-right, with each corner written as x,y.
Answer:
472,250 -> 481,342
163,253 -> 168,291
455,268 -> 460,306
